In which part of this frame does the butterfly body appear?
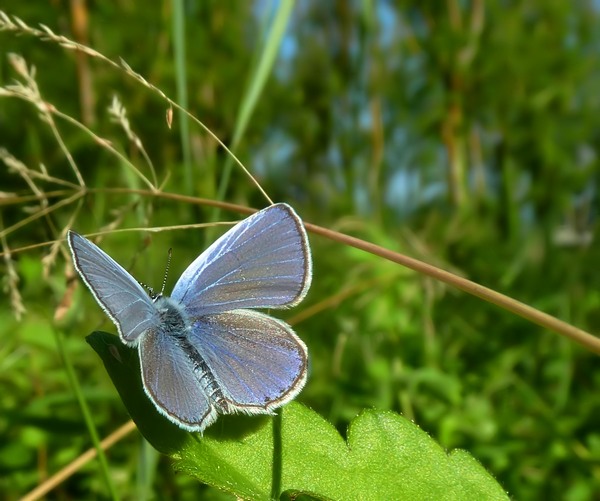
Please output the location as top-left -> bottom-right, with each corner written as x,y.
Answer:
152,295 -> 231,414
68,203 -> 311,433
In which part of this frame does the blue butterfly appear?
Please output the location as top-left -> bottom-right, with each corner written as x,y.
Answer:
68,203 -> 312,433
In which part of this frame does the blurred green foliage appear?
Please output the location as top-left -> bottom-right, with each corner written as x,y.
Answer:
1,1 -> 600,499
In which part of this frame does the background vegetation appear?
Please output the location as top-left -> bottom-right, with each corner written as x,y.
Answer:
1,1 -> 600,499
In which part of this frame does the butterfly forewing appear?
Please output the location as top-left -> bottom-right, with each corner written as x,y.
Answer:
188,310 -> 308,411
139,330 -> 217,431
170,204 -> 312,317
68,231 -> 160,344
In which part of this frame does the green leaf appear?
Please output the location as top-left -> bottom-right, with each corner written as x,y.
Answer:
87,331 -> 508,500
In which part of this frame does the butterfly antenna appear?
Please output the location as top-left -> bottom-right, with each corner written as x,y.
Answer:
139,281 -> 156,298
160,248 -> 172,296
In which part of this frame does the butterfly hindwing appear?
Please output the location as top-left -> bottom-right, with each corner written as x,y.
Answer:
68,231 -> 160,344
188,309 -> 308,412
138,328 -> 217,432
170,204 -> 312,317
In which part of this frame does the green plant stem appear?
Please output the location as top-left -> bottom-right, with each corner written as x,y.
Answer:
54,329 -> 119,501
271,409 -> 283,500
212,0 -> 293,218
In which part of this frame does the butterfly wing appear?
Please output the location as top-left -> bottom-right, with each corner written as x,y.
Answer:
68,231 -> 160,344
138,329 -> 217,432
170,204 -> 312,317
188,310 -> 308,413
